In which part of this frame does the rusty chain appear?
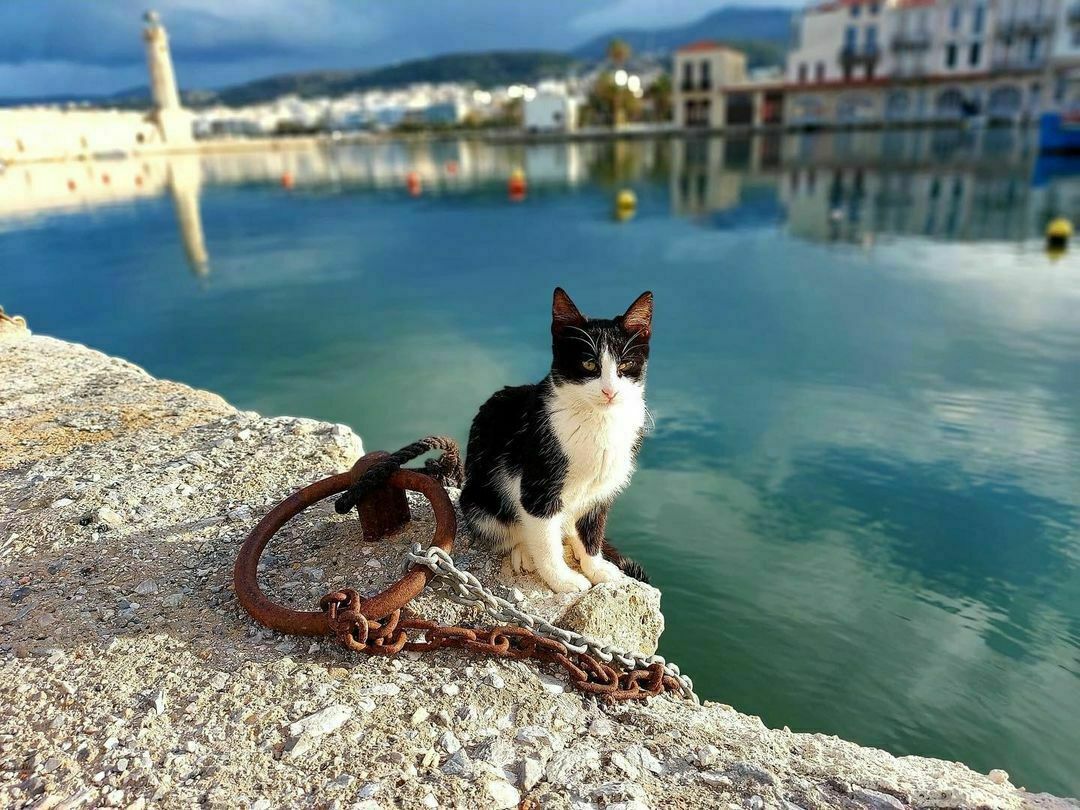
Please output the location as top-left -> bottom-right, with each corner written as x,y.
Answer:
319,588 -> 682,701
235,449 -> 696,703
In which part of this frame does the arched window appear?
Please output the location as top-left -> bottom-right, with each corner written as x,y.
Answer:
935,88 -> 965,120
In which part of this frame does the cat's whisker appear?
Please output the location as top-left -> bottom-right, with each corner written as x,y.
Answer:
567,325 -> 599,354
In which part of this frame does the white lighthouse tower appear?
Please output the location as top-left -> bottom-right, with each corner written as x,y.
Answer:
143,10 -> 192,145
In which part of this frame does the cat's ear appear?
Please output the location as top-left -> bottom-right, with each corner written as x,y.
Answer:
552,287 -> 586,335
622,291 -> 653,339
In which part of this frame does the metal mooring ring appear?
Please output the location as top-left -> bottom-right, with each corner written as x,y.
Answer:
233,453 -> 457,637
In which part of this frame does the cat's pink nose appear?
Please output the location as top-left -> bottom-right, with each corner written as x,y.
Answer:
601,387 -> 617,402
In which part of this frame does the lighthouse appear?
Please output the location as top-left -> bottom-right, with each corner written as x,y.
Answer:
143,11 -> 192,145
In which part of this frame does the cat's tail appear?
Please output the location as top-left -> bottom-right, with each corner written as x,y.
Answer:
601,540 -> 650,584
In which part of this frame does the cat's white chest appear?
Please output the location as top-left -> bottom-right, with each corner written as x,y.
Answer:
549,401 -> 643,512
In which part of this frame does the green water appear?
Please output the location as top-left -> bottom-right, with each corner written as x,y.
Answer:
2,131 -> 1079,796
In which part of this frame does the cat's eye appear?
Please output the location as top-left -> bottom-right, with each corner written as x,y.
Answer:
618,360 -> 634,372
582,359 -> 598,372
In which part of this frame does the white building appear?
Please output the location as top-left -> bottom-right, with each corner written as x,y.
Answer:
524,92 -> 579,132
784,0 -> 1062,127
673,42 -> 749,127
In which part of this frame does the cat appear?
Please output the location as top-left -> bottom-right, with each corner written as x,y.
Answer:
460,287 -> 653,593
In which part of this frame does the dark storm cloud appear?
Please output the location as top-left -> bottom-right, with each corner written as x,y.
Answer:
0,0 -> 795,97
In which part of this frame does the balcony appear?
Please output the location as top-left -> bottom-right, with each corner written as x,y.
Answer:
991,54 -> 1047,72
838,44 -> 882,69
679,79 -> 712,93
891,31 -> 932,52
996,17 -> 1056,39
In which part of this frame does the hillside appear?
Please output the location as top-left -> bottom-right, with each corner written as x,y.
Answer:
571,5 -> 794,63
214,51 -> 580,107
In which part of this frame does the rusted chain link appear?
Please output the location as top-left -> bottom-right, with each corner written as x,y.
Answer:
404,543 -> 697,701
318,591 -> 681,701
235,447 -> 696,702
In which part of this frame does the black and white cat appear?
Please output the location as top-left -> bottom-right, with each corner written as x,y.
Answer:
461,288 -> 653,593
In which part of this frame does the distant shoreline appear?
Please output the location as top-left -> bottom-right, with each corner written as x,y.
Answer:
1,118 -> 1023,167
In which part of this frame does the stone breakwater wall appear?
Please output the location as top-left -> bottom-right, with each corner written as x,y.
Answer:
0,329 -> 1076,810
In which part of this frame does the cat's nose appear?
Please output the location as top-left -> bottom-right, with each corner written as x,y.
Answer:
601,387 -> 617,402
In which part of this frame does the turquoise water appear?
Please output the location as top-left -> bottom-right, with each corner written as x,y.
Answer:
3,132 -> 1079,796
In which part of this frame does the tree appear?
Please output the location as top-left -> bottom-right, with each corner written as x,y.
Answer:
607,38 -> 631,67
584,72 -> 642,128
645,73 -> 672,123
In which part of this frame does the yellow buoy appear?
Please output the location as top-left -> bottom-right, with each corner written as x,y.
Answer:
1046,217 -> 1073,252
616,189 -> 637,210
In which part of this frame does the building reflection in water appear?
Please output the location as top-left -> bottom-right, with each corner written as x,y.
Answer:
3,130 -> 1080,276
167,155 -> 209,276
0,153 -> 212,277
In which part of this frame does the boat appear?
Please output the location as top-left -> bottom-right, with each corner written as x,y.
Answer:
1038,110 -> 1080,154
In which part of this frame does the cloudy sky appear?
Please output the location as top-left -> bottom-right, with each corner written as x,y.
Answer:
0,0 -> 798,99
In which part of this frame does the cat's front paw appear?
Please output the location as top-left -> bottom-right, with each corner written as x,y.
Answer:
581,557 -> 624,585
538,566 -> 591,593
510,544 -> 535,574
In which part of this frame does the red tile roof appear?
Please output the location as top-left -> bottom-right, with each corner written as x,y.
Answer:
676,40 -> 741,54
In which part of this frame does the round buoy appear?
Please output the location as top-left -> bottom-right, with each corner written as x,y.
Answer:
615,189 -> 637,215
281,172 -> 295,190
406,170 -> 422,196
445,160 -> 458,176
67,179 -> 76,192
508,168 -> 527,196
1046,217 -> 1073,252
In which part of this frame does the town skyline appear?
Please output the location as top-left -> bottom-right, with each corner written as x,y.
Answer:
0,0 -> 801,99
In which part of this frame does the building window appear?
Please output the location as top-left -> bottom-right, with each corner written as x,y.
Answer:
845,26 -> 858,48
950,6 -> 962,31
870,2 -> 880,14
851,3 -> 861,17
866,25 -> 878,52
816,61 -> 826,81
1029,37 -> 1040,64
682,62 -> 693,90
969,41 -> 982,66
701,60 -> 711,89
799,63 -> 808,83
973,4 -> 985,34
946,42 -> 958,68
1073,26 -> 1080,47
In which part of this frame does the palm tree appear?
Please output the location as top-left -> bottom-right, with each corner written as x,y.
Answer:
605,39 -> 632,128
607,38 -> 631,67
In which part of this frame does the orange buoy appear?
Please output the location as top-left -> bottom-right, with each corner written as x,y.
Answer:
508,167 -> 527,196
406,170 -> 422,196
135,176 -> 143,187
445,160 -> 458,175
67,179 -> 76,191
101,173 -> 111,185
281,172 -> 295,189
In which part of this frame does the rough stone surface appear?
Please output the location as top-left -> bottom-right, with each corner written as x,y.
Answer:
0,335 -> 1077,810
556,579 -> 664,655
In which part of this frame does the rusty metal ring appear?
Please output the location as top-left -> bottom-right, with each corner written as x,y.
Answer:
233,453 -> 457,637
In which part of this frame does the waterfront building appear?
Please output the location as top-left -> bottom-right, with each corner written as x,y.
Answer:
668,0 -> 1071,132
1048,0 -> 1080,111
673,42 -> 750,127
524,91 -> 580,132
782,0 -> 1066,128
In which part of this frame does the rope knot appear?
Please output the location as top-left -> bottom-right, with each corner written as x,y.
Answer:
334,436 -> 463,515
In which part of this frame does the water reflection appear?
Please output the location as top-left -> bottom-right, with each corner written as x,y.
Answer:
5,129 -> 1080,274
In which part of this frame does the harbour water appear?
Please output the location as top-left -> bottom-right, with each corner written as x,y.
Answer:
3,131 -> 1079,796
